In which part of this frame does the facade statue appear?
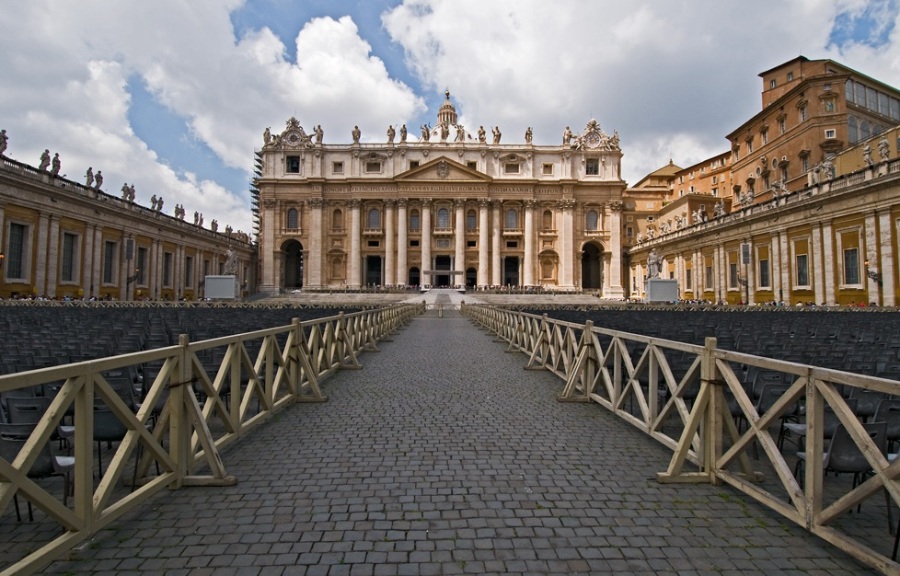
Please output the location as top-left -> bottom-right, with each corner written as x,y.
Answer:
351,125 -> 361,143
151,194 -> 158,211
455,125 -> 465,142
0,129 -> 7,156
420,124 -> 431,142
647,249 -> 662,279
263,127 -> 271,146
440,123 -> 449,142
525,127 -> 533,143
94,170 -> 103,190
713,199 -> 725,218
224,247 -> 238,275
878,135 -> 890,162
156,196 -> 163,212
863,144 -> 874,166
821,158 -> 834,180
491,126 -> 501,145
387,125 -> 395,144
610,131 -> 620,150
121,183 -> 130,199
39,149 -> 50,171
314,124 -> 323,144
211,219 -> 218,232
193,210 -> 199,224
562,126 -> 572,146
128,184 -> 136,202
50,153 -> 61,176
225,224 -> 233,236
198,212 -> 202,226
399,124 -> 407,143
477,125 -> 486,143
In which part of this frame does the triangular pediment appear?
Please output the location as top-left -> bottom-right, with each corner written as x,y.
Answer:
396,157 -> 492,182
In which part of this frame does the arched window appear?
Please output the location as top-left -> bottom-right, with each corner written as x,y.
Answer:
437,208 -> 450,228
332,209 -> 343,230
286,208 -> 299,229
466,209 -> 477,231
409,210 -> 420,231
367,208 -> 380,229
586,209 -> 599,231
542,210 -> 553,230
505,209 -> 518,230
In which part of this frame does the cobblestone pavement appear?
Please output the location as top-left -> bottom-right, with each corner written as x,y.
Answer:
47,311 -> 876,575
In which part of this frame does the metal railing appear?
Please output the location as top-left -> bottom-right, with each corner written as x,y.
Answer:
463,304 -> 900,574
0,303 -> 423,575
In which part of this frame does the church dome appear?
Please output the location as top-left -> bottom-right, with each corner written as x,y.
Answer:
437,90 -> 458,126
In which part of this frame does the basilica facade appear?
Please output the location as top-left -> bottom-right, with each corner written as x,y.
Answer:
255,93 -> 626,296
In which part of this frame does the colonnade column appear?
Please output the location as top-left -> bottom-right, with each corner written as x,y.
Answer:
478,199 -> 489,287
454,199 -> 465,288
46,215 -> 59,298
878,210 -> 895,306
771,237 -> 782,303
35,213 -> 49,296
607,203 -> 624,297
421,199 -> 432,286
92,227 -> 102,298
307,199 -> 323,288
864,211 -> 878,305
349,199 -> 361,288
384,200 -> 396,287
811,223 -> 825,305
558,199 -> 574,289
779,231 -> 790,304
396,199 -> 408,285
260,198 -> 277,293
523,200 -> 534,286
491,201 -> 501,286
744,238 -> 755,305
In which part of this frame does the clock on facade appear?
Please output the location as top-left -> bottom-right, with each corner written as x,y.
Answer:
585,132 -> 601,148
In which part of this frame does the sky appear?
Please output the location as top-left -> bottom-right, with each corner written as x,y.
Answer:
1,0 -> 898,237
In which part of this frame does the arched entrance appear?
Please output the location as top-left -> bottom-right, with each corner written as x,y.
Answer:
282,240 -> 303,289
581,242 -> 604,291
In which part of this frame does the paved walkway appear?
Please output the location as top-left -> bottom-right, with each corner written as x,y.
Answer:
47,310 -> 874,575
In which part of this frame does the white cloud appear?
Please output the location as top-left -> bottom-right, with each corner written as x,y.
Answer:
383,0 -> 900,184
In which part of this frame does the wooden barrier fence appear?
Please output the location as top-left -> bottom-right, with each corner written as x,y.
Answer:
463,304 -> 900,575
0,303 -> 423,576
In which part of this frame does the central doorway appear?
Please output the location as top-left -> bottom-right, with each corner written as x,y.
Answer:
435,255 -> 451,286
365,255 -> 382,287
503,256 -> 520,286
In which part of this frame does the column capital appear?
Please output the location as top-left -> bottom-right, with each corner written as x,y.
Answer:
349,198 -> 361,209
478,198 -> 491,209
384,199 -> 397,208
307,198 -> 324,209
524,199 -> 535,210
421,198 -> 433,208
454,198 -> 466,209
397,198 -> 408,208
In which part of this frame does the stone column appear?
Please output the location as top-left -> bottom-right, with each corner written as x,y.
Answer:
260,198 -> 277,293
813,222 -> 828,305
491,201 -> 501,286
879,210 -> 895,306
349,199 -> 361,288
35,213 -> 49,296
779,231 -> 790,304
384,200 -> 396,287
771,236 -> 781,303
421,199 -> 432,286
744,238 -> 755,305
864,211 -> 878,305
92,227 -> 103,298
454,199 -> 465,288
397,199 -> 408,285
558,199 -> 575,289
46,215 -> 59,298
478,199 -> 489,287
607,203 -> 624,298
148,239 -> 158,299
308,199 -> 323,288
523,200 -> 535,286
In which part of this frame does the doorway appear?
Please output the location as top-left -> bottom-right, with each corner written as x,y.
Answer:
282,240 -> 303,289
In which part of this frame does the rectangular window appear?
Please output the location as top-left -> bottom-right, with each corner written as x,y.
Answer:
542,163 -> 553,175
758,258 -> 770,288
769,79 -> 776,89
705,266 -> 713,290
801,156 -> 809,173
367,240 -> 379,247
761,131 -> 768,145
506,241 -> 518,249
685,269 -> 692,290
103,241 -> 117,284
843,248 -> 860,285
799,105 -> 808,122
466,161 -> 477,170
61,232 -> 77,282
163,252 -> 173,287
410,240 -> 419,247
332,161 -> 344,174
365,161 -> 382,173
137,247 -> 148,285
778,117 -> 786,134
585,158 -> 599,175
729,262 -> 738,289
409,160 -> 420,169
184,256 -> 193,287
854,82 -> 866,105
824,129 -> 836,139
6,222 -> 27,279
787,72 -> 794,81
505,163 -> 520,174
467,240 -> 476,248
796,254 -> 809,287
286,155 -> 300,173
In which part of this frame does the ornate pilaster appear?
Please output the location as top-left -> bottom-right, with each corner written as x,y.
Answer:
384,199 -> 396,287
523,200 -> 535,286
397,199 -> 408,285
491,200 -> 502,286
606,202 -> 624,298
454,199 -> 465,287
557,199 -> 575,289
478,198 -> 490,287
349,199 -> 361,289
307,198 -> 324,288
